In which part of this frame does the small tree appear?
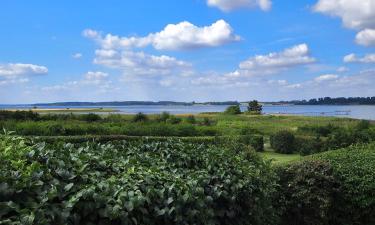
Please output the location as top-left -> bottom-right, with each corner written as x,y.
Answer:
248,100 -> 263,115
225,105 -> 241,115
132,112 -> 148,123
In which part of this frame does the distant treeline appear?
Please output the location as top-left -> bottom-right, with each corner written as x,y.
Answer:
33,101 -> 240,106
278,97 -> 375,105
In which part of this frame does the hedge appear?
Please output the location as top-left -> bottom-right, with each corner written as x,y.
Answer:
276,142 -> 375,225
0,134 -> 278,225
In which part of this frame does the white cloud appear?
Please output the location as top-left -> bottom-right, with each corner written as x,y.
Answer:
83,20 -> 241,51
207,0 -> 272,12
337,66 -> 349,72
355,29 -> 375,46
94,50 -> 192,76
42,71 -> 113,92
313,0 -> 375,30
314,74 -> 339,82
72,53 -> 83,59
0,63 -> 48,85
0,63 -> 48,77
239,44 -> 316,73
314,0 -> 375,47
344,53 -> 375,63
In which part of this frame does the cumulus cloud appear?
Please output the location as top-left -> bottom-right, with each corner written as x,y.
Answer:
238,44 -> 316,73
344,53 -> 375,63
94,50 -> 192,76
313,0 -> 375,30
207,0 -> 272,12
83,20 -> 241,51
0,63 -> 48,85
0,63 -> 48,77
314,0 -> 375,46
190,44 -> 316,88
355,29 -> 375,46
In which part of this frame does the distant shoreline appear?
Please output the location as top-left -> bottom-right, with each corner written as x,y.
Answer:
4,108 -> 119,113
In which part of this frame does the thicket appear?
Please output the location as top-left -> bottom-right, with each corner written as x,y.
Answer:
272,120 -> 375,155
0,134 -> 277,225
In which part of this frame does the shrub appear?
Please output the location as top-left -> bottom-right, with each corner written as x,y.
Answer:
0,134 -> 278,225
132,112 -> 148,123
270,130 -> 296,154
239,135 -> 264,152
297,124 -> 338,137
275,160 -> 338,225
224,105 -> 241,115
295,136 -> 326,156
156,111 -> 170,122
185,115 -> 196,124
79,113 -> 102,122
315,143 -> 375,225
166,115 -> 182,124
277,143 -> 375,225
356,120 -> 371,131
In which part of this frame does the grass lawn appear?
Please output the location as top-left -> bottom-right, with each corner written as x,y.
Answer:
259,150 -> 303,165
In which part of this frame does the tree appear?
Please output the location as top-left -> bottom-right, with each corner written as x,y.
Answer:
224,105 -> 241,115
248,100 -> 262,114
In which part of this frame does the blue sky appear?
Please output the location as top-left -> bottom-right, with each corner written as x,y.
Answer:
1,0 -> 375,103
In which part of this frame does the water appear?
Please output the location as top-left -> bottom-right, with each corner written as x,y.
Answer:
0,104 -> 374,120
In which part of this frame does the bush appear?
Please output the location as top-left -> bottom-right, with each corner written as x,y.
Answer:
295,136 -> 326,156
224,105 -> 241,115
0,134 -> 278,225
166,115 -> 182,124
270,130 -> 296,154
315,143 -> 375,225
277,143 -> 375,225
275,160 -> 338,225
185,115 -> 196,124
356,120 -> 371,131
297,124 -> 338,137
80,113 -> 102,122
132,112 -> 148,123
0,110 -> 40,121
239,135 -> 264,152
155,111 -> 170,122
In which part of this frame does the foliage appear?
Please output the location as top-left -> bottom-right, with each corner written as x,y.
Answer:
314,143 -> 375,225
295,136 -> 326,156
80,113 -> 102,122
166,115 -> 182,124
270,130 -> 296,154
238,135 -> 264,152
185,115 -> 196,124
247,100 -> 262,115
0,110 -> 40,121
132,112 -> 149,123
155,111 -> 171,123
275,160 -> 338,225
224,105 -> 241,115
277,143 -> 375,225
0,134 -> 278,225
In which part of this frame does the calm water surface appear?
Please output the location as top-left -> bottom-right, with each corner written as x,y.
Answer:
1,104 -> 375,120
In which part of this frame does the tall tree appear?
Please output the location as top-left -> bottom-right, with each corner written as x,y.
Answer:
248,100 -> 262,114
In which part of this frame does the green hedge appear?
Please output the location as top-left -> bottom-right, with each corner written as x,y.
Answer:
0,134 -> 277,225
29,134 -> 264,149
276,143 -> 375,225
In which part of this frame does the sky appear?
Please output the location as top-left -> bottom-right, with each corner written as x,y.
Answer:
1,0 -> 375,104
